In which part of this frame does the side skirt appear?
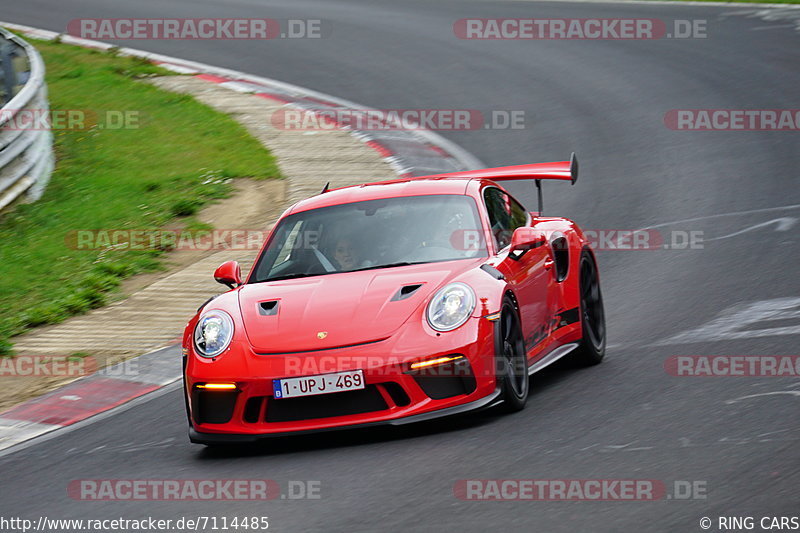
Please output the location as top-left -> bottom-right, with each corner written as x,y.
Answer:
527,343 -> 579,375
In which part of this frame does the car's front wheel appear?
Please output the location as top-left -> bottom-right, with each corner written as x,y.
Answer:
496,296 -> 529,412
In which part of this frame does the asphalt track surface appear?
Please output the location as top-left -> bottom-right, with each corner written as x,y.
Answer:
1,1 -> 799,531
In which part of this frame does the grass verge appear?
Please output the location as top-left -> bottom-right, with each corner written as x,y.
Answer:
0,38 -> 281,354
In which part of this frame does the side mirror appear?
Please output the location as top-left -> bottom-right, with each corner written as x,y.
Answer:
214,261 -> 242,289
510,227 -> 547,252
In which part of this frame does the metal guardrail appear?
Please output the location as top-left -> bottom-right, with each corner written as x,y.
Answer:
0,27 -> 53,212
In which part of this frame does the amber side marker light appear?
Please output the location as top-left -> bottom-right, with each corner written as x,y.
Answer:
409,355 -> 465,370
195,383 -> 237,390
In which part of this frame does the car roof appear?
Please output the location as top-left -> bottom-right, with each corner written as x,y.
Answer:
287,177 -> 478,214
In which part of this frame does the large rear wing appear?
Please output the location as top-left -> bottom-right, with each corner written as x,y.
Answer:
427,152 -> 578,215
428,152 -> 578,185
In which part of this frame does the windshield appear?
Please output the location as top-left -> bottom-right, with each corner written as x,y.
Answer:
250,194 -> 487,282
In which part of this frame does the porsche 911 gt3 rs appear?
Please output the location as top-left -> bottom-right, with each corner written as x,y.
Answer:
183,153 -> 605,445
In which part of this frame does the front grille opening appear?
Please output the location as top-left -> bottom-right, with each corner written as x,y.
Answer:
411,358 -> 476,400
243,396 -> 266,423
382,382 -> 411,407
192,390 -> 238,424
266,385 -> 388,423
414,375 -> 477,400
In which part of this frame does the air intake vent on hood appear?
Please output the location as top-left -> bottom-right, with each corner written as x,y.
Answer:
258,300 -> 279,316
391,284 -> 423,302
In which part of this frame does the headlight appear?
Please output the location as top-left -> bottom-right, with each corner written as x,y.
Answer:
426,282 -> 476,332
193,310 -> 234,357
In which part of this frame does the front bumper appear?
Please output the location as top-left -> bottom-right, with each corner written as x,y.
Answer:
189,385 -> 502,444
185,315 -> 499,442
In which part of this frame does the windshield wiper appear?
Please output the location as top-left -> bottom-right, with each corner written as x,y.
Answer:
348,261 -> 426,272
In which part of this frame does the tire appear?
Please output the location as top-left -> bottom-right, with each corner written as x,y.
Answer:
496,296 -> 530,412
570,249 -> 606,366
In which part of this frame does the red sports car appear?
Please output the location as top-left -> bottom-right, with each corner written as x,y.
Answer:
183,153 -> 605,445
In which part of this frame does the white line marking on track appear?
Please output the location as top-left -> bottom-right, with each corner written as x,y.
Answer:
653,297 -> 800,345
704,217 -> 798,241
751,23 -> 799,30
637,204 -> 800,232
502,0 -> 800,8
725,391 -> 800,404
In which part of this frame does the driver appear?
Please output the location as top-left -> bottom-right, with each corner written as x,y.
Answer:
331,235 -> 358,271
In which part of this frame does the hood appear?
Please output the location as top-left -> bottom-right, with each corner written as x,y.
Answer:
237,260 -> 481,353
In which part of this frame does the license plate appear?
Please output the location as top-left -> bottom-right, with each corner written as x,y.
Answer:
272,370 -> 364,399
